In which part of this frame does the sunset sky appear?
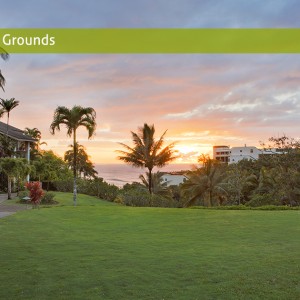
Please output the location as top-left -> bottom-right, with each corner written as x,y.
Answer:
1,0 -> 300,164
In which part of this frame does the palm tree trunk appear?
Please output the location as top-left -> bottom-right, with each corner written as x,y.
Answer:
73,130 -> 77,206
7,176 -> 12,200
6,112 -> 9,137
148,168 -> 153,195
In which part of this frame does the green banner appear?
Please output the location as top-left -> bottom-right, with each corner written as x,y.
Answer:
1,28 -> 300,53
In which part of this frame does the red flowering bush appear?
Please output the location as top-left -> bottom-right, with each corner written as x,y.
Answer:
25,182 -> 44,207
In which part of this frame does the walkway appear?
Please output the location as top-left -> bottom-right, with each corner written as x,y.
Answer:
0,193 -> 29,218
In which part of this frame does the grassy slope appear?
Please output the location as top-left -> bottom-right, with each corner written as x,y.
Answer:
0,192 -> 299,299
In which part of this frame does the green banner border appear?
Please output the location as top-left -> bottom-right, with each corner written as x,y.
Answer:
1,28 -> 300,53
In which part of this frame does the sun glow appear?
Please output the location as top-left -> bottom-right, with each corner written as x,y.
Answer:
173,144 -> 213,164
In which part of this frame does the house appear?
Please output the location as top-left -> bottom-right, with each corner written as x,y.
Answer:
213,144 -> 282,164
0,121 -> 36,180
229,146 -> 282,164
213,145 -> 230,163
161,172 -> 187,186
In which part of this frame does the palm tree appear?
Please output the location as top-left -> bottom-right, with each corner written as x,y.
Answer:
0,47 -> 9,92
50,105 -> 96,206
117,123 -> 176,194
0,98 -> 20,136
139,171 -> 172,198
64,143 -> 98,178
181,154 -> 227,207
23,127 -> 47,159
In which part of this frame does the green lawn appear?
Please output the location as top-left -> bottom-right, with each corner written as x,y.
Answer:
0,192 -> 299,299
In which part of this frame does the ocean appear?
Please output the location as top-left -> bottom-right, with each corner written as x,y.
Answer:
94,164 -> 194,187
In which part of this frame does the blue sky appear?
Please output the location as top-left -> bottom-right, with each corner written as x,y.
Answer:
1,0 -> 300,163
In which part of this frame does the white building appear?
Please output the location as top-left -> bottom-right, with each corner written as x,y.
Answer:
213,145 -> 230,163
213,144 -> 282,164
229,146 -> 282,164
161,173 -> 187,186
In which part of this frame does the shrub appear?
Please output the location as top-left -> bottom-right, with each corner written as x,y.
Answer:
40,192 -> 57,204
246,194 -> 280,207
25,181 -> 44,207
151,194 -> 179,208
189,205 -> 299,210
121,189 -> 151,207
77,178 -> 119,202
52,180 -> 73,193
117,189 -> 179,208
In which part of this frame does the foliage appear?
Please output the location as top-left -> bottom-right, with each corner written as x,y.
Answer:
190,205 -> 300,210
181,155 -> 227,207
117,188 -> 178,207
25,181 -> 44,207
224,163 -> 258,205
180,136 -> 300,208
0,135 -> 17,157
0,98 -> 20,135
40,192 -> 57,204
18,190 -> 29,202
0,157 -> 32,199
245,194 -> 280,207
77,177 -> 119,202
139,171 -> 173,198
21,127 -> 46,160
50,105 -> 97,206
117,123 -> 176,194
64,143 -> 98,178
52,179 -> 73,193
116,189 -> 151,207
32,150 -> 72,186
0,47 -> 9,91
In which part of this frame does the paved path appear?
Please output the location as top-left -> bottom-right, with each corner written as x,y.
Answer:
0,193 -> 29,218
0,193 -> 17,204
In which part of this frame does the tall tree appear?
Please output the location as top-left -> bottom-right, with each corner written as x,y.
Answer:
50,105 -> 96,206
0,98 -> 20,135
0,47 -> 9,92
117,123 -> 176,194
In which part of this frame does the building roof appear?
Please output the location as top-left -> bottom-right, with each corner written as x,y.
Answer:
0,121 -> 36,142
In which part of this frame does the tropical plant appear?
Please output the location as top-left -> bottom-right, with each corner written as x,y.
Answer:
50,105 -> 97,206
25,181 -> 44,208
32,150 -> 72,190
139,171 -> 172,199
225,163 -> 258,205
23,127 -> 47,157
181,154 -> 227,207
0,157 -> 31,199
0,98 -> 20,136
64,143 -> 97,178
77,177 -> 119,202
0,135 -> 17,157
117,123 -> 176,194
0,47 -> 9,91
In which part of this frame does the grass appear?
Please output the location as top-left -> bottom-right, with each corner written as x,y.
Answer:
0,192 -> 299,299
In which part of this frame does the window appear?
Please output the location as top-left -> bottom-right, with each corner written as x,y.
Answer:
240,150 -> 242,152
250,149 -> 253,153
